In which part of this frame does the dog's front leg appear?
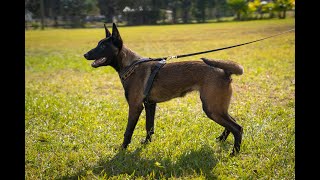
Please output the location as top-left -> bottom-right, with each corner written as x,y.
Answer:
121,104 -> 143,149
142,102 -> 157,144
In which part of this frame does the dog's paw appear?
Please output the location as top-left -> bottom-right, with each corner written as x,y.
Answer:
216,135 -> 227,142
229,148 -> 240,157
140,138 -> 151,145
114,144 -> 128,151
122,144 -> 128,149
229,151 -> 238,157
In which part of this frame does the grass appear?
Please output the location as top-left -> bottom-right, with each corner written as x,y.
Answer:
25,18 -> 295,179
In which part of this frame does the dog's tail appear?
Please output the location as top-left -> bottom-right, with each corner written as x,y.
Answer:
201,58 -> 244,75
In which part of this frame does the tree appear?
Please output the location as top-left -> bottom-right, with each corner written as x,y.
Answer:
248,0 -> 273,19
273,0 -> 294,19
227,0 -> 248,20
193,0 -> 211,23
25,0 -> 41,18
120,0 -> 162,25
265,1 -> 276,18
25,0 -> 61,28
60,0 -> 97,27
167,0 -> 181,23
26,0 -> 98,28
181,0 -> 192,23
97,0 -> 117,23
212,0 -> 229,21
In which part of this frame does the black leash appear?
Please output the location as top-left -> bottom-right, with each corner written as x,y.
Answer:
121,28 -> 295,103
154,28 -> 295,61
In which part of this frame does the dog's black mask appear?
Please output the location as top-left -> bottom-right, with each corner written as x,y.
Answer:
84,23 -> 123,68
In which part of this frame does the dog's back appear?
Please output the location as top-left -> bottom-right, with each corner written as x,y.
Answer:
148,59 -> 242,103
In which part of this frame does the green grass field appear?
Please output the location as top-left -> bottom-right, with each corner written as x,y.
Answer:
25,18 -> 295,179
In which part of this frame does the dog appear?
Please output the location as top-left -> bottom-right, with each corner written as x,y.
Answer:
84,23 -> 244,155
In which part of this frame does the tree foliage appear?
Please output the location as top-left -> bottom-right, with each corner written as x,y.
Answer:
273,0 -> 295,19
248,0 -> 275,19
192,0 -> 210,23
25,0 -> 295,28
227,0 -> 248,20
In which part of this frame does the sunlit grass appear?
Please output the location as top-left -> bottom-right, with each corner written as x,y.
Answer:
25,18 -> 295,179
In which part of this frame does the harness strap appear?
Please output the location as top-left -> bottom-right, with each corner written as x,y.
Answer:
120,58 -> 163,81
143,59 -> 166,103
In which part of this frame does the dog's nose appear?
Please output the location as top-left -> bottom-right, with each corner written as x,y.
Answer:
84,53 -> 88,59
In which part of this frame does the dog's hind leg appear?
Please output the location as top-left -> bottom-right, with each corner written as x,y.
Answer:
142,102 -> 157,144
203,109 -> 243,155
216,128 -> 230,142
200,87 -> 243,155
221,113 -> 242,155
121,104 -> 144,149
216,114 -> 239,141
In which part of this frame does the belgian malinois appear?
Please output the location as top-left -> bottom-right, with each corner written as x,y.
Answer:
84,23 -> 244,155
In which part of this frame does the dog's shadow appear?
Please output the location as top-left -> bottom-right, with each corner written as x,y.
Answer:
59,145 -> 220,179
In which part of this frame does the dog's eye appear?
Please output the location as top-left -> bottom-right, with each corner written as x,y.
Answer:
100,44 -> 105,49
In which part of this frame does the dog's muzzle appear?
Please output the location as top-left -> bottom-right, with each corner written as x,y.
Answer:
84,53 -> 107,68
91,57 -> 107,68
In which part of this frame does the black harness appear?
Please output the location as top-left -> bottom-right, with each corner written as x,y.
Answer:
143,59 -> 166,103
119,58 -> 166,104
119,58 -> 161,81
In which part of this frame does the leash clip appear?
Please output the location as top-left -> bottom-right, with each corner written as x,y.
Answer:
166,55 -> 177,61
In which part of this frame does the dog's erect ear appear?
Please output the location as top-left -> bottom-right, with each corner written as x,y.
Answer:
112,23 -> 122,41
112,23 -> 123,48
104,24 -> 111,38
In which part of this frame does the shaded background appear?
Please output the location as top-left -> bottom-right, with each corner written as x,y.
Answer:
25,0 -> 295,29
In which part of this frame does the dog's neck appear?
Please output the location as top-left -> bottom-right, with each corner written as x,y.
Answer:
115,45 -> 143,72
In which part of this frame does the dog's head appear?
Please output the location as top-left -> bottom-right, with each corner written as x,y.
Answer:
84,23 -> 123,68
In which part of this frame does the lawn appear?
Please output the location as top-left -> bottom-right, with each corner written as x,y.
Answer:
25,18 -> 295,179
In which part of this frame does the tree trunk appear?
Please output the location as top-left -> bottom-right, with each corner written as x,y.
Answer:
236,11 -> 240,20
201,8 -> 206,23
182,9 -> 189,23
269,11 -> 274,19
40,0 -> 45,30
283,9 -> 286,19
54,17 -> 58,27
172,8 -> 177,24
182,0 -> 191,23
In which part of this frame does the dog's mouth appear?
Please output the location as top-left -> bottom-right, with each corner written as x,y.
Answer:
91,57 -> 107,68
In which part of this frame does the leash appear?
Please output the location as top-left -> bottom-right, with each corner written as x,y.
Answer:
120,28 -> 295,81
120,28 -> 295,103
154,28 -> 295,61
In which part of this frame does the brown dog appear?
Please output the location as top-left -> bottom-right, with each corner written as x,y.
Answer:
84,23 -> 244,155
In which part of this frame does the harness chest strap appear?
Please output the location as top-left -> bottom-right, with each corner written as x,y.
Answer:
118,58 -> 166,103
119,58 -> 161,81
143,60 -> 166,103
